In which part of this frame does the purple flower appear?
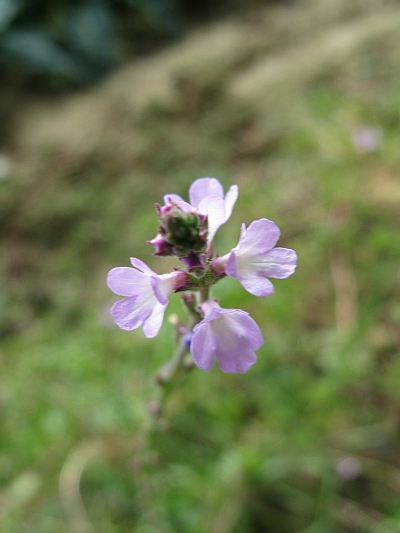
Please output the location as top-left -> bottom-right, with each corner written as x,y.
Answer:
164,177 -> 238,246
211,218 -> 297,297
107,258 -> 188,337
352,126 -> 381,153
191,300 -> 263,373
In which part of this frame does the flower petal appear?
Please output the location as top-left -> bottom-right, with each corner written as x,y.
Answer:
163,194 -> 193,213
237,273 -> 275,297
198,195 -> 226,244
191,319 -> 217,371
150,276 -> 169,306
107,267 -> 144,296
226,250 -> 239,278
163,193 -> 185,204
262,248 -> 297,279
143,301 -> 167,338
110,295 -> 152,330
224,185 -> 238,221
236,219 -> 280,255
217,335 -> 257,373
222,310 -> 264,350
214,311 -> 261,373
151,271 -> 188,305
189,177 -> 224,207
130,257 -> 155,274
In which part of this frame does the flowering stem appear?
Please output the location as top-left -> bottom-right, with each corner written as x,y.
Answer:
155,298 -> 201,391
199,286 -> 210,303
155,339 -> 190,386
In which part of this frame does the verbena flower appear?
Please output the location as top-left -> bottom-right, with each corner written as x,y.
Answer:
211,218 -> 297,297
163,177 -> 238,246
191,300 -> 263,373
107,258 -> 188,337
107,177 -> 297,377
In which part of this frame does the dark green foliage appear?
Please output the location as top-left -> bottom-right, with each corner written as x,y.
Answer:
0,0 -> 283,87
0,1 -> 118,85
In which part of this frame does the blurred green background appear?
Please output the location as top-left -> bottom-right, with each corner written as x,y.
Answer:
1,0 -> 400,531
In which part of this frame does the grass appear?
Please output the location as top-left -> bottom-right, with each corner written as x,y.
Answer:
1,34 -> 400,533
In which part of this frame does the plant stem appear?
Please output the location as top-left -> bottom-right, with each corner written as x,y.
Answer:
155,297 -> 201,389
199,286 -> 209,303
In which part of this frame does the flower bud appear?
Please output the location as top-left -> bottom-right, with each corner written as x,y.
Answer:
148,233 -> 174,256
149,202 -> 208,258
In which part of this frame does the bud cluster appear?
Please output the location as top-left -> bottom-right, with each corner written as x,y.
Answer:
149,201 -> 208,258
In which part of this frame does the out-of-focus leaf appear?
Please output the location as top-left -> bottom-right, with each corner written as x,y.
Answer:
0,0 -> 22,33
123,0 -> 182,36
0,27 -> 89,82
65,1 -> 116,69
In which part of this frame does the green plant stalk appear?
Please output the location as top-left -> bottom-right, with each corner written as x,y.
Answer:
154,283 -> 212,402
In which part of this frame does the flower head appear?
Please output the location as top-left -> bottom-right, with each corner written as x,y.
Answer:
191,300 -> 263,373
211,218 -> 297,297
160,178 -> 238,248
107,177 -> 297,377
149,202 -> 208,258
107,258 -> 188,337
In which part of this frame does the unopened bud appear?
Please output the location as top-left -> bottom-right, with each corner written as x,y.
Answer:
149,202 -> 208,258
148,233 -> 174,256
180,251 -> 205,271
